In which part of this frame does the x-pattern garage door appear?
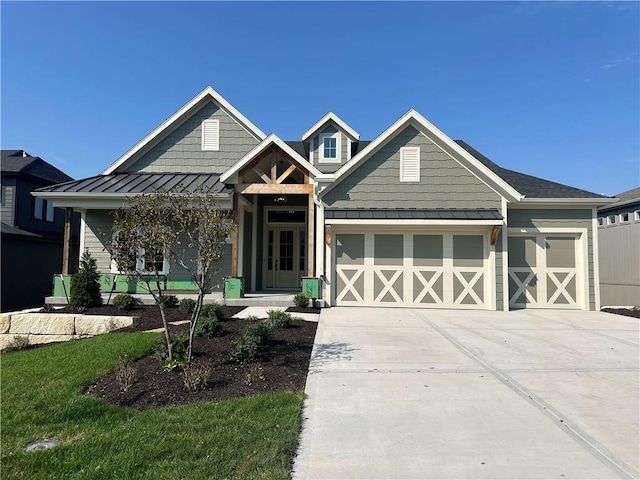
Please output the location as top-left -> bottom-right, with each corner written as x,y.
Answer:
508,235 -> 581,309
335,232 -> 489,308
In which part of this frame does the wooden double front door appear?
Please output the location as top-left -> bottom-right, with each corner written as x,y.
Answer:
265,227 -> 306,289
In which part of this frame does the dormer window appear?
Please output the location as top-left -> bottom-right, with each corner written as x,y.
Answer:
319,133 -> 341,163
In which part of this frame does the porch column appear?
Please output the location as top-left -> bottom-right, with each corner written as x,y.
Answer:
231,192 -> 239,276
62,207 -> 73,275
308,192 -> 314,276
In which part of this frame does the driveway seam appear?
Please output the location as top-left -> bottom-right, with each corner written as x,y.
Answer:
417,313 -> 639,480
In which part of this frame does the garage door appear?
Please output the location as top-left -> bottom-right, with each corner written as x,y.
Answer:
508,234 -> 582,309
334,232 -> 489,308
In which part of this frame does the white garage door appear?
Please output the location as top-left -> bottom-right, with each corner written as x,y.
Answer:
334,232 -> 490,308
508,234 -> 582,309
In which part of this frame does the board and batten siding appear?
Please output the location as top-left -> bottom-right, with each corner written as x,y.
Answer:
598,219 -> 640,306
310,124 -> 352,174
126,101 -> 261,173
83,210 -> 231,292
1,178 -> 16,225
322,126 -> 502,209
507,208 -> 596,310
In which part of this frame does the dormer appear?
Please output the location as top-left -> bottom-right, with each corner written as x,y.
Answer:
301,112 -> 359,173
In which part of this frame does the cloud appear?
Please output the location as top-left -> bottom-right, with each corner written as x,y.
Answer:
601,53 -> 638,69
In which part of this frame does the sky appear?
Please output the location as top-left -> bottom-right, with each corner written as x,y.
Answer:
1,1 -> 638,197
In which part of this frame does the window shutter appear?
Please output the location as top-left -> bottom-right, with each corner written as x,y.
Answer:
202,119 -> 220,151
400,147 -> 420,182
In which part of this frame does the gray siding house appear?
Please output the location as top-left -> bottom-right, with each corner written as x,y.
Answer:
34,87 -> 615,310
1,150 -> 80,311
597,188 -> 640,307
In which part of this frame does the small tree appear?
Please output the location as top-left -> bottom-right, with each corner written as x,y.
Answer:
108,188 -> 234,364
109,193 -> 179,360
169,190 -> 235,363
70,251 -> 103,308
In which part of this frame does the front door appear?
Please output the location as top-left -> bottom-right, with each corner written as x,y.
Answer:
266,227 -> 305,289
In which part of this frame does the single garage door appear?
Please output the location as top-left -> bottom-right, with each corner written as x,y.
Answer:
508,234 -> 582,309
334,232 -> 490,308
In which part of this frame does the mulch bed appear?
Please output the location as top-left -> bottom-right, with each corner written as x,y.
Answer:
602,308 -> 640,319
61,304 -> 319,409
287,306 -> 321,314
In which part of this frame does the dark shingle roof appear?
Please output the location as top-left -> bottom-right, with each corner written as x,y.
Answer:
1,150 -> 73,184
454,141 -> 607,199
284,141 -> 308,158
598,187 -> 640,212
35,172 -> 232,195
325,208 -> 502,221
1,222 -> 44,237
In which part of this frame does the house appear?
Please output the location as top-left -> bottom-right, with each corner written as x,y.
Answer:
33,86 -> 616,311
597,188 -> 640,307
1,150 -> 80,311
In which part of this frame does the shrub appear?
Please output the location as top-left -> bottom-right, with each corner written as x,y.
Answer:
200,302 -> 221,319
162,295 -> 179,308
293,293 -> 310,308
152,331 -> 189,370
229,336 -> 259,364
4,336 -> 30,352
266,309 -> 293,328
70,252 -> 103,308
115,356 -> 137,392
245,322 -> 274,345
181,361 -> 212,391
179,298 -> 196,315
195,316 -> 225,338
112,293 -> 136,310
244,364 -> 265,385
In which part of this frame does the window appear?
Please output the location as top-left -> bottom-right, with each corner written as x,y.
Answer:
635,210 -> 640,222
597,217 -> 604,227
34,197 -> 54,222
400,147 -> 420,182
620,212 -> 630,223
111,233 -> 168,274
201,119 -> 220,151
319,133 -> 341,163
607,214 -> 617,225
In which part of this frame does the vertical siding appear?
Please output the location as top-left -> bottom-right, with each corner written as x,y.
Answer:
507,208 -> 596,310
126,101 -> 261,173
323,125 -> 502,209
1,178 -> 16,225
598,218 -> 640,306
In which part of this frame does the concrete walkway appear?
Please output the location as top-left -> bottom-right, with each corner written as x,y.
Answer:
293,308 -> 640,479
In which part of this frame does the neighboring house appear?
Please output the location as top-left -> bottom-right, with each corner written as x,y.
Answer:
1,150 -> 80,311
597,187 -> 640,307
34,86 -> 615,311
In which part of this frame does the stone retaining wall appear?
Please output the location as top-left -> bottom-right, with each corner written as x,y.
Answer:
0,309 -> 136,351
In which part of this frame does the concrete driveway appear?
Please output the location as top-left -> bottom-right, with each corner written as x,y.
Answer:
293,308 -> 639,479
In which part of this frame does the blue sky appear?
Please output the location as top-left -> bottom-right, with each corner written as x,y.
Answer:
2,1 -> 638,196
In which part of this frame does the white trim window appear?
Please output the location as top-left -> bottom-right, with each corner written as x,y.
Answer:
607,214 -> 617,226
400,147 -> 420,182
620,212 -> 630,224
111,233 -> 169,275
635,210 -> 640,222
319,133 -> 341,163
597,217 -> 604,227
202,119 -> 220,151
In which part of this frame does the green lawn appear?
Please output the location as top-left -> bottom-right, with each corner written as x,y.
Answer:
1,332 -> 304,479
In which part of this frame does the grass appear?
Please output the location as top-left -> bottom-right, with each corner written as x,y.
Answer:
1,332 -> 304,479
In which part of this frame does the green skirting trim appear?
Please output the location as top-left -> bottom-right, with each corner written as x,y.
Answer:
52,274 -> 199,297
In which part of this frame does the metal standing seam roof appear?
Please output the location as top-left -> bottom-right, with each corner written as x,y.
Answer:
324,208 -> 503,221
34,173 -> 233,195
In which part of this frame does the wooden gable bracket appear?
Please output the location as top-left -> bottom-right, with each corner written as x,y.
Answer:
252,167 -> 272,184
490,225 -> 502,246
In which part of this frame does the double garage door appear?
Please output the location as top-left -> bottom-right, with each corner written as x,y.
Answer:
508,234 -> 583,309
334,231 -> 490,308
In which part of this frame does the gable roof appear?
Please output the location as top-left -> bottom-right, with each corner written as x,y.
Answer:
454,141 -> 609,200
102,86 -> 267,175
220,134 -> 324,183
597,186 -> 640,212
301,112 -> 360,141
320,109 -> 524,202
1,150 -> 73,184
